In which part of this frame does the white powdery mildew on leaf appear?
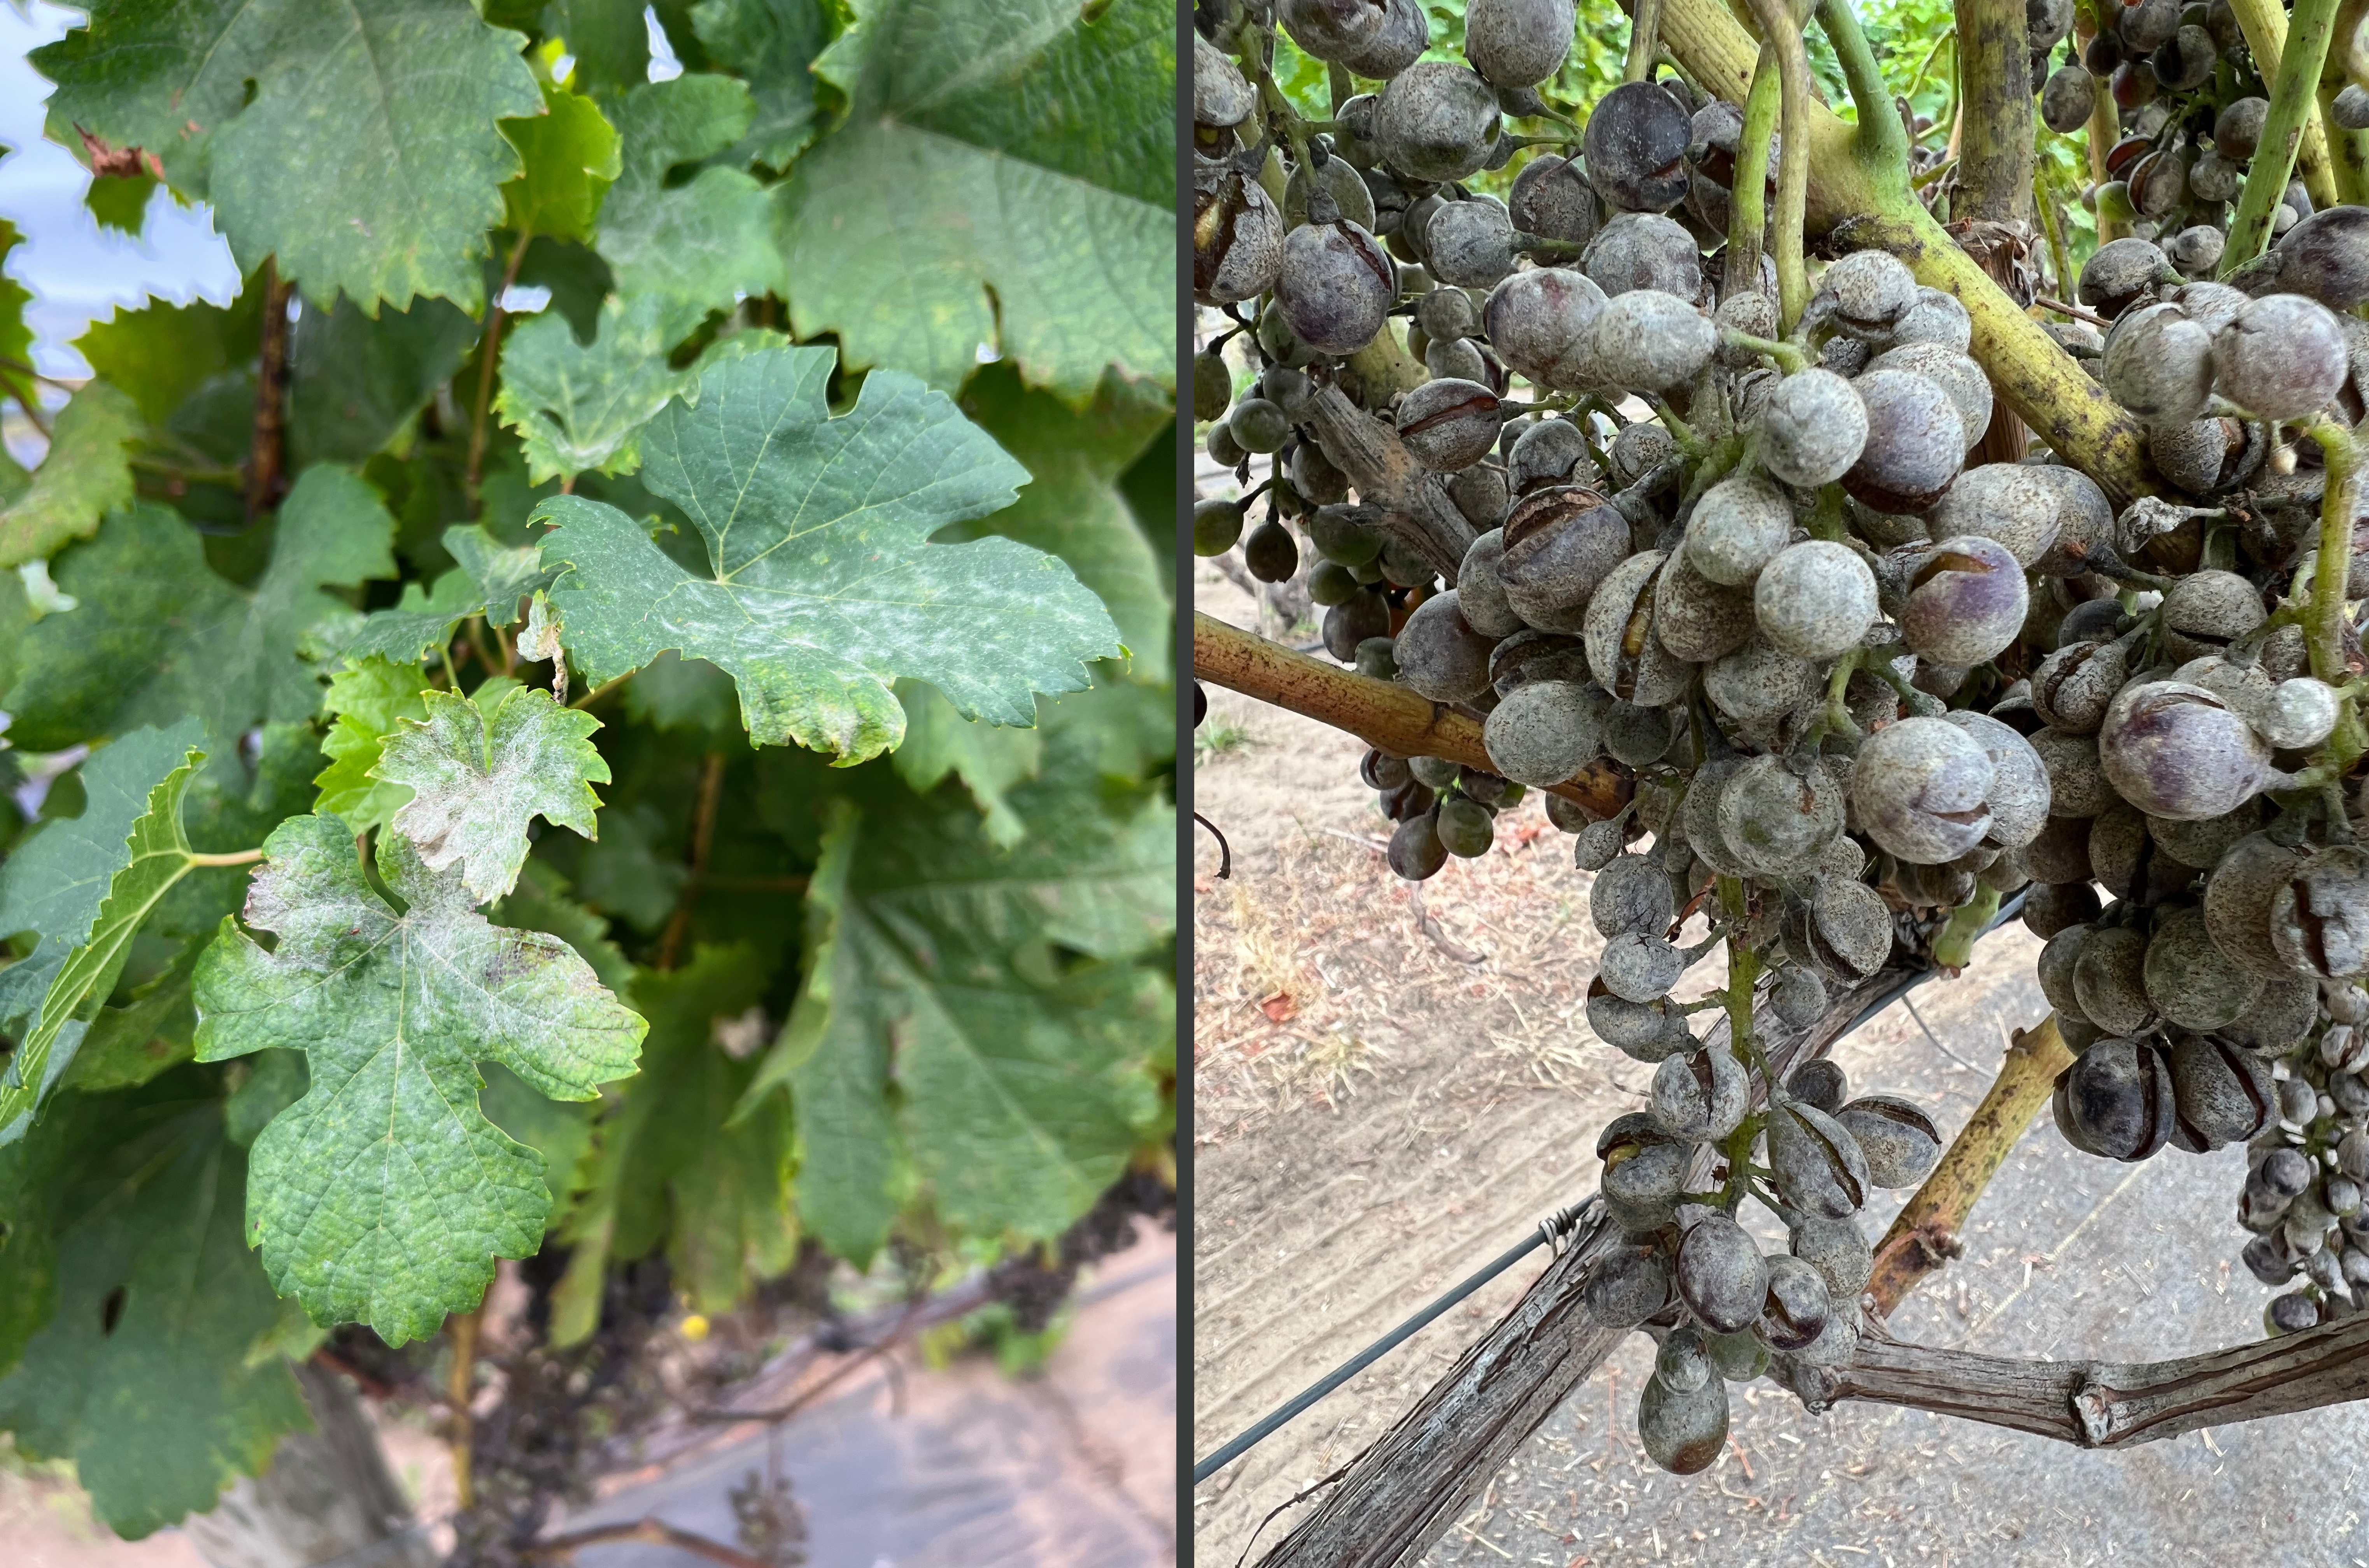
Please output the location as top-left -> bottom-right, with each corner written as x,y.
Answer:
193,816 -> 645,1345
373,686 -> 610,904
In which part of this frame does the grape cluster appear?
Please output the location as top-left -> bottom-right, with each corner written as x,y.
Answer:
1195,0 -> 2369,1472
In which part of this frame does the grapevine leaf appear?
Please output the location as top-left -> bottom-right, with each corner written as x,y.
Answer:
0,1087 -> 310,1540
85,171 -> 156,236
205,0 -> 542,313
498,81 -> 621,244
77,288 -> 263,424
0,221 -> 32,410
373,686 -> 610,904
312,658 -> 434,835
551,944 -> 792,1345
27,1 -> 280,197
0,380 -> 142,569
4,476 -> 397,752
596,76 -> 784,308
491,861 -> 635,994
748,776 -> 1171,1262
773,0 -> 1173,401
445,522 -> 557,626
540,344 -> 1119,761
192,815 -> 648,1343
620,650 -> 740,738
163,724 -> 327,945
312,569 -> 488,667
890,681 -> 1041,848
479,1063 -> 596,1222
61,939 -> 204,1095
493,292 -> 708,484
690,0 -> 832,169
574,802 -> 687,933
959,362 -> 1172,682
286,294 -> 478,469
545,0 -> 652,89
0,719 -> 209,1144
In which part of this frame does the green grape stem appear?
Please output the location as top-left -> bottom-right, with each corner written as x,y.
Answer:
1743,0 -> 1814,332
2223,0 -> 2346,273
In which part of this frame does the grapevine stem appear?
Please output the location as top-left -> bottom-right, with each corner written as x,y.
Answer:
466,227 -> 534,498
1744,0 -> 1812,332
568,672 -> 628,710
1725,44 -> 1780,300
2224,0 -> 2344,208
245,259 -> 291,521
2224,0 -> 2345,274
656,751 -> 728,972
2305,413 -> 2360,686
447,1306 -> 480,1512
186,847 -> 265,867
1717,328 -> 1807,373
1625,0 -> 1665,83
1816,0 -> 1908,166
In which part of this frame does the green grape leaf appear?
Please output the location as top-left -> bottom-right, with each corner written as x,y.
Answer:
28,3 -> 276,197
286,294 -> 478,470
690,0 -> 832,169
540,344 -> 1119,761
891,681 -> 1041,848
317,569 -> 488,667
0,719 -> 209,1145
205,0 -> 542,313
0,1087 -> 310,1540
4,475 -> 397,752
499,80 -> 621,243
574,802 -> 687,932
597,76 -> 784,308
445,522 -> 557,627
479,1062 -> 596,1223
76,288 -> 263,424
0,380 -> 142,569
545,0 -> 652,89
0,222 -> 32,410
550,943 -> 792,1344
774,0 -> 1172,401
493,292 -> 708,483
959,362 -> 1171,682
163,723 -> 326,945
313,658 -> 435,835
193,815 -> 648,1343
61,939 -> 203,1095
619,649 -> 739,738
493,860 -> 635,994
84,171 -> 156,236
373,686 -> 610,903
748,776 -> 1171,1262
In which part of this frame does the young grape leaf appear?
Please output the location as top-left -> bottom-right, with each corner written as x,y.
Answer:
76,287 -> 264,424
545,0 -> 654,89
540,344 -> 1120,761
27,1 -> 278,197
550,944 -> 793,1345
0,222 -> 32,411
316,569 -> 491,668
494,292 -> 710,484
891,681 -> 1041,848
597,75 -> 785,308
286,294 -> 478,470
499,81 -> 622,245
959,362 -> 1173,682
84,170 -> 156,237
0,380 -> 141,569
0,1085 -> 310,1539
4,474 -> 396,752
0,719 -> 209,1145
313,658 -> 435,835
372,686 -> 608,903
445,522 -> 557,627
690,0 -> 832,169
745,775 -> 1171,1263
205,0 -> 542,313
773,0 -> 1172,401
193,815 -> 648,1343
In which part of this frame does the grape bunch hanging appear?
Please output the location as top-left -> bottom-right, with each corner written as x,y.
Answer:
1195,0 -> 2369,1476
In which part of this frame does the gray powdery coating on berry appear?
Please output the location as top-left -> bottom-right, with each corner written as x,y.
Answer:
2267,206 -> 2369,310
1591,851 -> 1677,939
1943,708 -> 2052,847
1193,32 -> 1257,127
1509,416 -> 1598,495
2145,905 -> 2264,1029
2097,678 -> 2274,821
1922,463 -> 2066,566
1195,178 -> 1284,304
1457,530 -> 1524,638
2079,235 -> 2173,317
1866,343 -> 1991,452
1752,539 -> 1878,660
2027,464 -> 2117,577
1842,369 -> 1964,514
1591,290 -> 1715,391
1394,589 -> 1498,702
1582,212 -> 1704,299
1397,376 -> 1504,471
1425,197 -> 1518,287
2215,292 -> 2350,421
1485,266 -> 1607,390
1501,490 -> 1630,631
1758,369 -> 1868,487
2150,416 -> 2243,494
1654,547 -> 1757,664
2029,725 -> 2112,817
1278,0 -> 1390,60
1719,753 -> 1844,876
1833,1096 -> 1942,1187
1703,634 -> 1818,726
1464,0 -> 1577,87
1883,288 -> 1973,354
1851,715 -> 1997,864
1686,473 -> 1794,586
1274,219 -> 1394,355
1816,250 -> 1919,338
1482,677 -> 1607,785
1374,60 -> 1502,182
1900,534 -> 2028,666
2103,301 -> 2217,426
2271,844 -> 2369,978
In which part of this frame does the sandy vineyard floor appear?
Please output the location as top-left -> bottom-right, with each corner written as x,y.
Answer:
1190,561 -> 2369,1568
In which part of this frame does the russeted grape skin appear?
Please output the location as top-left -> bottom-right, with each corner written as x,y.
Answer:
1583,80 -> 1694,214
1275,220 -> 1395,356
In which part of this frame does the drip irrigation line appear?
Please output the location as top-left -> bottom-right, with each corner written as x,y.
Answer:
1191,888 -> 2029,1486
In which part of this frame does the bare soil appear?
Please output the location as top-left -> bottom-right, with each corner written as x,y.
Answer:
1191,563 -> 2369,1568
